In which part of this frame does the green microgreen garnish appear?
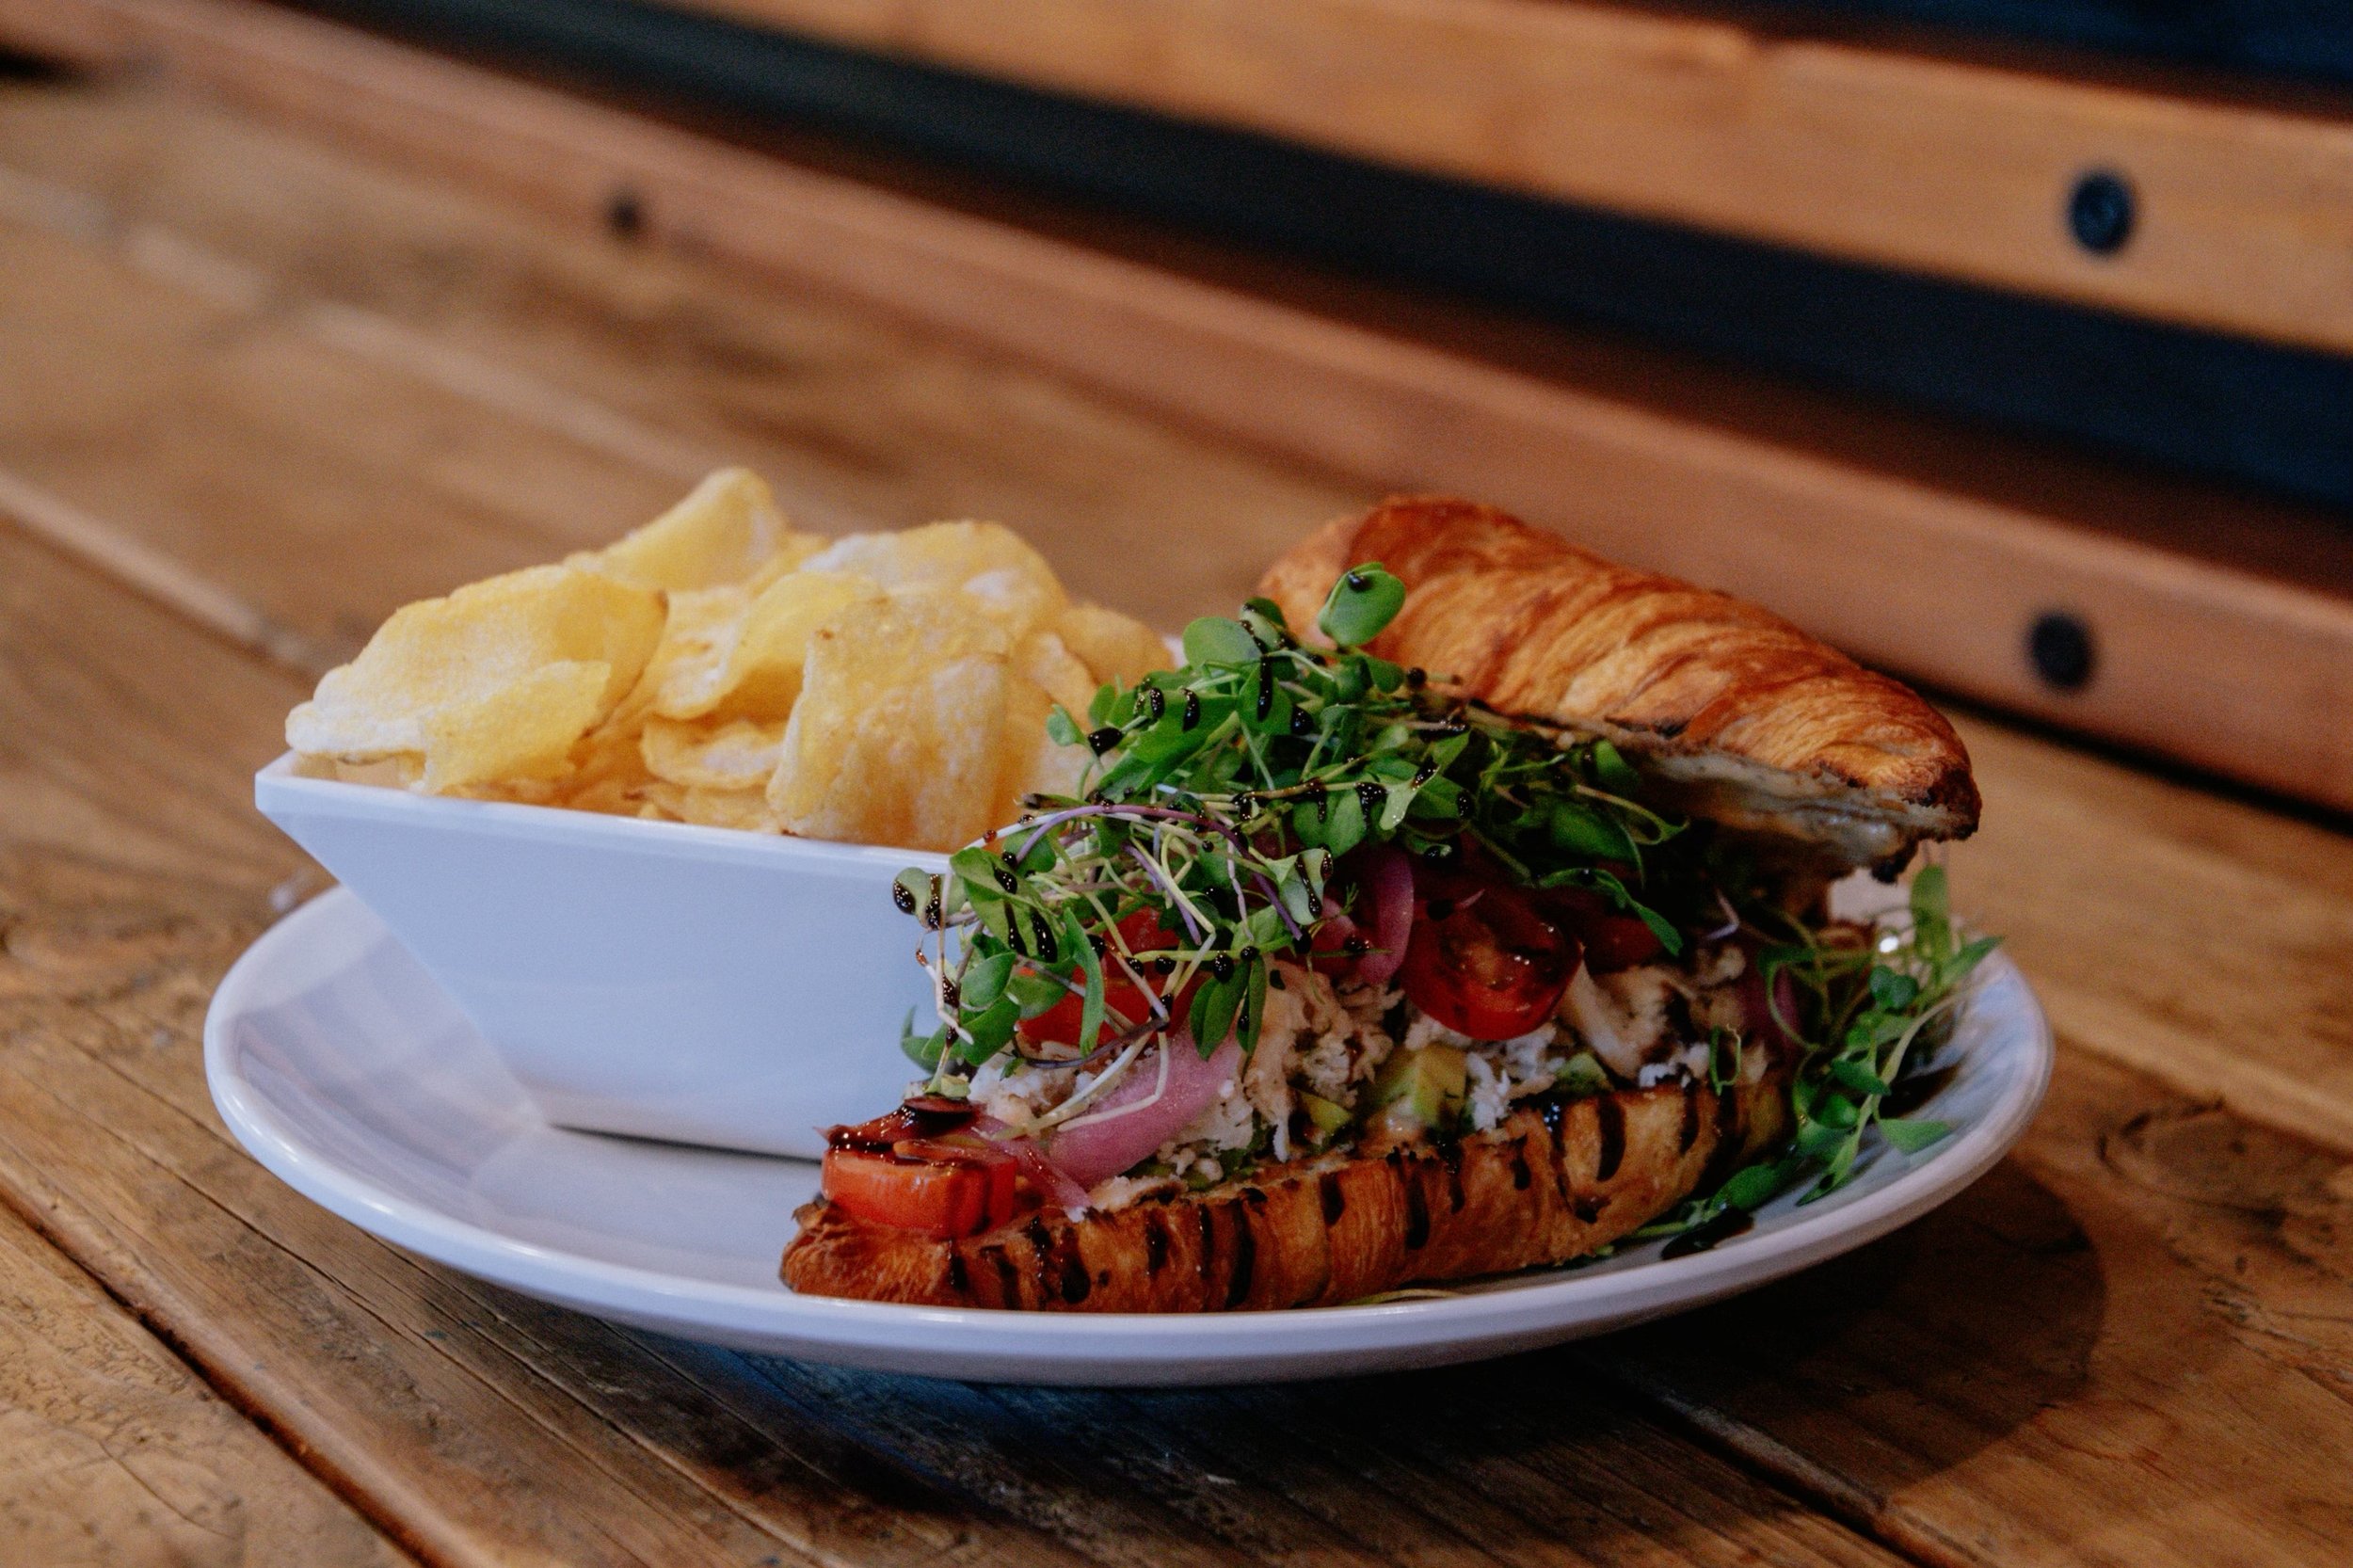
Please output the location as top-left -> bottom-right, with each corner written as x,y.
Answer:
900,566 -> 1690,1089
1632,864 -> 1999,1240
893,565 -> 1996,1226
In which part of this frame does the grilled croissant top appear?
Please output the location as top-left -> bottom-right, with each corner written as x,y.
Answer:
1257,496 -> 1978,870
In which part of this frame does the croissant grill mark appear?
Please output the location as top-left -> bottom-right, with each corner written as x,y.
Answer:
1255,496 -> 1980,865
778,1072 -> 1789,1311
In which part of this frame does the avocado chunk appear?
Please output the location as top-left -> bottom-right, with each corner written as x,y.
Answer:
1369,1044 -> 1468,1132
1298,1091 -> 1353,1140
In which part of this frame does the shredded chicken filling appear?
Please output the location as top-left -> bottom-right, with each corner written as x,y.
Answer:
953,943 -> 1760,1211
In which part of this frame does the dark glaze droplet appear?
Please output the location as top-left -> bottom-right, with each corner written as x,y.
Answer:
1319,1172 -> 1346,1224
1087,726 -> 1123,755
1145,686 -> 1166,723
1571,1193 -> 1607,1224
1401,1162 -> 1432,1250
1662,1210 -> 1753,1258
1698,1084 -> 1747,1189
1182,689 -> 1201,730
1256,657 -> 1275,721
1595,1096 -> 1626,1182
1439,1141 -> 1467,1212
1225,1202 -> 1256,1308
1059,1242 -> 1092,1304
993,864 -> 1019,895
1679,1083 -> 1703,1153
1356,780 -> 1386,820
1289,704 -> 1315,737
1404,666 -> 1427,689
1144,1212 -> 1169,1275
1024,1218 -> 1057,1304
945,1250 -> 968,1293
1410,760 -> 1437,787
1031,910 -> 1057,959
892,881 -> 918,914
1344,568 -> 1369,591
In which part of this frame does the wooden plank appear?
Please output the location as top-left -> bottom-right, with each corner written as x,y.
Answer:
0,79 -> 1357,664
6,3 -> 2353,822
0,1199 -> 411,1568
0,531 -> 1912,1564
680,0 -> 2353,356
1949,717 -> 2353,1159
1586,1047 -> 2353,1568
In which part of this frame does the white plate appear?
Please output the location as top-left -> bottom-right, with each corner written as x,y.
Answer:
205,887 -> 2051,1385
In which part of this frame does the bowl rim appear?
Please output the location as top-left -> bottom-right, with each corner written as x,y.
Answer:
254,752 -> 952,874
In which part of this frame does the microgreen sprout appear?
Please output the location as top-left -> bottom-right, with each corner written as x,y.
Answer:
894,568 -> 1995,1226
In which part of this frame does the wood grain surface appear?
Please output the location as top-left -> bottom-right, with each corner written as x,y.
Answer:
2,56 -> 2353,1568
0,1200 -> 408,1566
683,0 -> 2353,356
10,0 -> 2353,821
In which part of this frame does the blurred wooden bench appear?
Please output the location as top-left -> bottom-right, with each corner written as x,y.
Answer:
11,0 -> 2353,815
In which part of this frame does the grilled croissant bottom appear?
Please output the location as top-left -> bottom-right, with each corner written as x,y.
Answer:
779,1070 -> 1788,1312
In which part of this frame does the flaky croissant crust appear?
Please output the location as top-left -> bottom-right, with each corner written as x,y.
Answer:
1257,497 -> 1978,863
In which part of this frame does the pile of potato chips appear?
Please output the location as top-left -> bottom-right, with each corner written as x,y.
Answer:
287,469 -> 1168,852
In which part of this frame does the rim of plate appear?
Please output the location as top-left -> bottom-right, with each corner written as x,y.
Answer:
205,887 -> 2053,1352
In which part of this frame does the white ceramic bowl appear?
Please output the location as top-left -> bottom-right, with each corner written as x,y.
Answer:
254,756 -> 942,1158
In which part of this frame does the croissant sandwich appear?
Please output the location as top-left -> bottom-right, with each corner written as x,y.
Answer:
782,497 -> 1989,1311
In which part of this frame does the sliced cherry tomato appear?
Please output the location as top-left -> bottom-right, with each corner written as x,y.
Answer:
1016,909 -> 1190,1048
821,1136 -> 1018,1238
1578,914 -> 1664,971
1398,869 -> 1581,1040
1534,886 -> 1666,972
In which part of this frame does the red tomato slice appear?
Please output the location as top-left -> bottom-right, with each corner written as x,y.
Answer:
1578,914 -> 1664,972
821,1140 -> 1018,1238
1398,872 -> 1581,1040
1016,909 -> 1187,1048
1533,886 -> 1666,972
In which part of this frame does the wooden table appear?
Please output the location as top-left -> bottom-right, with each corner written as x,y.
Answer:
5,61 -> 2353,1568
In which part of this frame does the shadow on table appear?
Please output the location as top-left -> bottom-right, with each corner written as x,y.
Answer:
745,1155 -> 2108,1561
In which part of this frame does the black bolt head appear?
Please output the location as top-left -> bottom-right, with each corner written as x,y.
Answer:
2068,171 -> 2135,255
2028,611 -> 2096,692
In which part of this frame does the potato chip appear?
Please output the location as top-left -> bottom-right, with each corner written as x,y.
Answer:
286,564 -> 664,792
641,715 -> 789,791
801,521 -> 1065,641
984,630 -> 1096,823
589,467 -> 816,592
1056,601 -> 1172,687
637,584 -> 752,720
633,779 -> 784,834
653,571 -> 882,723
767,589 -> 1010,851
